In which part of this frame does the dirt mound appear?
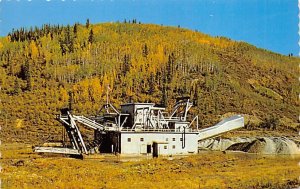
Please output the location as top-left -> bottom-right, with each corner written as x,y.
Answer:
199,137 -> 300,155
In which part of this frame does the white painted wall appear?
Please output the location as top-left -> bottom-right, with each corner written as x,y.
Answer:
120,132 -> 199,155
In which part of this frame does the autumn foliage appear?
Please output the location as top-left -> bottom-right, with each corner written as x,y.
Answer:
0,21 -> 299,142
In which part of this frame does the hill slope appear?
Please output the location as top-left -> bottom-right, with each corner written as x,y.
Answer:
0,22 -> 299,143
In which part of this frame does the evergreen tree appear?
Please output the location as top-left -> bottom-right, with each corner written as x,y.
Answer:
122,54 -> 131,76
161,74 -> 168,107
166,53 -> 175,83
25,59 -> 32,91
68,91 -> 73,113
88,29 -> 94,44
73,23 -> 78,35
142,43 -> 149,58
60,25 -> 74,54
162,84 -> 167,107
148,73 -> 155,95
86,19 -> 90,28
20,58 -> 32,91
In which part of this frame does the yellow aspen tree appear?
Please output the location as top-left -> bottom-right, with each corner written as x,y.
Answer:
29,40 -> 39,58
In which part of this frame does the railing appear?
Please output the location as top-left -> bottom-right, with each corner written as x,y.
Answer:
73,115 -> 105,130
120,128 -> 199,133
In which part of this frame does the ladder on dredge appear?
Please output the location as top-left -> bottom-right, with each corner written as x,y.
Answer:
34,111 -> 105,155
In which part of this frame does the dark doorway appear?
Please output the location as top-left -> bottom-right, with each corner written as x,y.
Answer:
152,142 -> 158,158
147,144 -> 151,153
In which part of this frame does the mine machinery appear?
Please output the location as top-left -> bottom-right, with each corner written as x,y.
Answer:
34,96 -> 244,157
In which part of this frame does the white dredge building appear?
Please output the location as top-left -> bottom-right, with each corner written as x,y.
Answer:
35,97 -> 244,157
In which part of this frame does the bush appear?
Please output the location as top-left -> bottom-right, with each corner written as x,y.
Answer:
259,115 -> 279,130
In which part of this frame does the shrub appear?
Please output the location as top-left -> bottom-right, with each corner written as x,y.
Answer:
259,115 -> 279,130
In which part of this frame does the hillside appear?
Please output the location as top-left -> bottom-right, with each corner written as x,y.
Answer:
0,21 -> 299,143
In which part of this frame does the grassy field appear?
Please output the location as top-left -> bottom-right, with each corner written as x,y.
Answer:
1,143 -> 300,189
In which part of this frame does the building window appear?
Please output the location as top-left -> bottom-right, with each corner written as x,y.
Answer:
127,138 -> 131,142
140,138 -> 144,142
166,138 -> 169,142
172,138 -> 176,141
180,138 -> 183,141
172,145 -> 176,149
164,145 -> 167,149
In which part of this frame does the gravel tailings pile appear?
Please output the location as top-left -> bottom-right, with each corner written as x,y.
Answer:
198,137 -> 300,154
